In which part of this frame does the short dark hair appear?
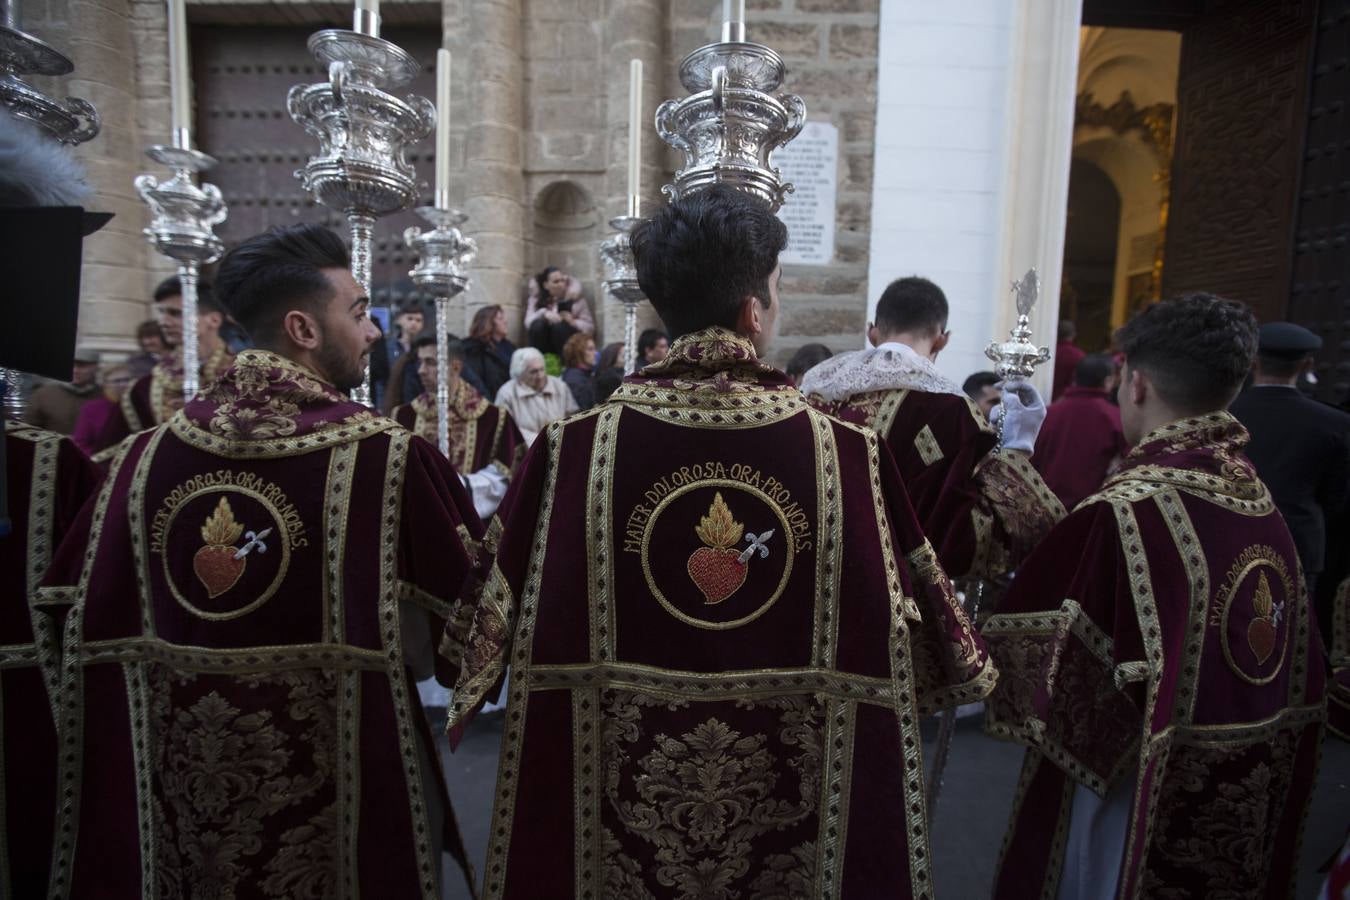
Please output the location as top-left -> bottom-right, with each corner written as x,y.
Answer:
631,184 -> 787,338
153,276 -> 181,303
196,282 -> 225,317
135,320 -> 163,340
1075,353 -> 1116,388
786,342 -> 833,381
637,328 -> 668,358
597,342 -> 624,371
535,266 -> 561,299
1115,293 -> 1257,413
962,371 -> 999,400
411,334 -> 437,352
1059,319 -> 1077,341
215,224 -> 351,349
875,277 -> 948,338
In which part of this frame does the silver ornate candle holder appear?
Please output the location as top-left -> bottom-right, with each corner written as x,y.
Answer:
655,31 -> 806,213
404,206 -> 476,458
288,28 -> 435,405
985,268 -> 1051,445
599,215 -> 646,375
135,145 -> 228,400
0,11 -> 100,145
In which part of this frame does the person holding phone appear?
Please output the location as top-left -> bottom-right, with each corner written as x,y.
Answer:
524,266 -> 594,355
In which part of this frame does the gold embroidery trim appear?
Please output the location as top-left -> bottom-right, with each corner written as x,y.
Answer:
377,429 -> 440,900
611,383 -> 807,429
572,688 -> 602,899
587,405 -> 621,662
1154,491 -> 1208,724
169,410 -> 400,460
123,662 -> 156,891
1216,545 -> 1294,687
129,427 -> 168,638
913,424 -> 944,467
814,698 -> 856,896
525,662 -> 898,705
810,410 -> 844,668
76,636 -> 388,670
480,423 -> 565,900
323,441 -> 357,644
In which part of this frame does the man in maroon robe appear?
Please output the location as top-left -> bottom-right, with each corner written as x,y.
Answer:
983,294 -> 1326,899
40,224 -> 483,899
448,185 -> 994,898
393,335 -> 524,520
2,420 -> 100,897
88,280 -> 235,461
1053,318 -> 1087,402
1033,352 -> 1128,510
800,276 -> 1064,580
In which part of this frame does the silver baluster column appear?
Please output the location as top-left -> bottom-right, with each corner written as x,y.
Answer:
599,214 -> 645,376
405,207 -> 476,458
135,146 -> 227,400
289,27 -> 434,406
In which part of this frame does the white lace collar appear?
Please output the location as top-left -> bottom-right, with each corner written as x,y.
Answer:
797,341 -> 964,402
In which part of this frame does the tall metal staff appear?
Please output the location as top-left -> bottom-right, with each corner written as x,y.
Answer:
0,0 -> 101,418
135,0 -> 226,403
288,0 -> 433,405
405,48 -> 477,457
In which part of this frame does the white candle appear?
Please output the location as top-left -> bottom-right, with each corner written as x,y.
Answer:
627,58 -> 641,209
167,0 -> 191,148
353,0 -> 379,36
435,48 -> 451,209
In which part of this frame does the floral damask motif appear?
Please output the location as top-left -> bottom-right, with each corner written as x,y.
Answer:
149,667 -> 337,899
1148,732 -> 1296,897
601,691 -> 821,900
748,843 -> 817,899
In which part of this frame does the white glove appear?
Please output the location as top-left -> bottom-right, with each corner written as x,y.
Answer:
997,378 -> 1046,452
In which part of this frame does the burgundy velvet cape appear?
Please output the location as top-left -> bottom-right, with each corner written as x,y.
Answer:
446,328 -> 996,900
1329,575 -> 1349,741
392,379 -> 525,476
983,413 -> 1326,899
813,387 -> 1064,579
39,350 -> 484,899
0,422 -> 100,898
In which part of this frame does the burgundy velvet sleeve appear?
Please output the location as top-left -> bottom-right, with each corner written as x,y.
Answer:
875,435 -> 997,712
982,500 -> 1146,793
398,435 -> 485,687
445,428 -> 552,747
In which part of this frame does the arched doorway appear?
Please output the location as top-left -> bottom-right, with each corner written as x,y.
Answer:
1062,159 -> 1121,352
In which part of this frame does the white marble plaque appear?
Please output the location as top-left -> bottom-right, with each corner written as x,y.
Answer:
774,121 -> 839,266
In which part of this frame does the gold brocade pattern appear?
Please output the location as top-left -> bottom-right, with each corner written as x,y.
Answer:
409,379 -> 486,471
601,690 -> 821,900
150,344 -> 235,426
149,668 -> 337,899
913,425 -> 944,466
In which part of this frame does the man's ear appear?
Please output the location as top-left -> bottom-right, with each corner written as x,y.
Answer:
930,329 -> 951,358
736,293 -> 763,337
282,309 -> 321,350
866,323 -> 879,348
1128,367 -> 1149,407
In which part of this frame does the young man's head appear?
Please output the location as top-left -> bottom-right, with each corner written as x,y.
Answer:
1075,353 -> 1117,391
215,223 -> 377,392
869,276 -> 950,360
413,336 -> 467,394
511,347 -> 548,392
962,371 -> 1001,419
786,342 -> 833,385
1114,293 -> 1257,445
395,305 -> 424,344
152,278 -> 225,350
1059,319 -> 1077,343
137,320 -> 167,354
631,184 -> 787,356
637,329 -> 669,365
70,347 -> 99,386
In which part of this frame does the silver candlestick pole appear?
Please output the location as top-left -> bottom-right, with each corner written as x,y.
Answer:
404,206 -> 476,458
655,16 -> 806,213
135,146 -> 227,400
985,268 -> 1051,446
289,28 -> 434,407
599,214 -> 646,375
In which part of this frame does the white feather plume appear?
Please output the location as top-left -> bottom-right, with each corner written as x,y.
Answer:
0,107 -> 92,208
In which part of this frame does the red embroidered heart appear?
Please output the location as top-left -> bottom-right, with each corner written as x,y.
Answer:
193,545 -> 245,599
687,547 -> 747,605
1247,618 -> 1276,666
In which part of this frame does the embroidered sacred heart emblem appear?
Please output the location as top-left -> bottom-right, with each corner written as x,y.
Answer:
193,497 -> 247,598
685,492 -> 774,605
1246,571 -> 1279,665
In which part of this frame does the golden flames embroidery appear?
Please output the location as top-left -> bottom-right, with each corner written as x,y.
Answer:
194,497 -> 247,598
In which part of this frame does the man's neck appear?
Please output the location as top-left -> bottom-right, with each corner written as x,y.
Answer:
1252,373 -> 1298,387
876,331 -> 937,360
199,333 -> 223,359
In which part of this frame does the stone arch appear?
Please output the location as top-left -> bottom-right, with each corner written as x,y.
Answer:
1063,158 -> 1122,351
527,179 -> 603,335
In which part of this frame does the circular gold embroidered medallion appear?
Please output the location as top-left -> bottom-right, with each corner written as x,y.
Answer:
640,479 -> 796,630
154,483 -> 299,621
1217,546 -> 1294,685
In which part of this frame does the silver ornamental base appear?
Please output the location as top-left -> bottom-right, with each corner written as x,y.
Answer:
0,24 -> 100,144
289,28 -> 435,407
655,37 -> 805,213
135,145 -> 227,401
1,367 -> 25,420
985,268 -> 1050,448
599,216 -> 646,375
405,206 -> 476,458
